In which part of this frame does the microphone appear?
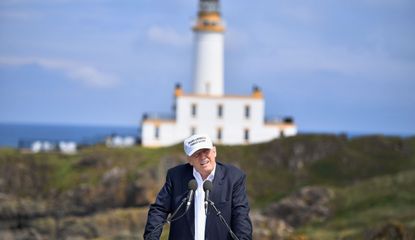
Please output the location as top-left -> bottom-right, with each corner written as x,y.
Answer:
186,179 -> 198,212
146,180 -> 198,240
203,180 -> 213,215
201,180 -> 240,240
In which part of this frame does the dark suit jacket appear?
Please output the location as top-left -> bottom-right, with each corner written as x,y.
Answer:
144,162 -> 252,240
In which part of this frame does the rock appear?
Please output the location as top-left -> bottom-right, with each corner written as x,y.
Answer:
0,229 -> 43,240
96,167 -> 128,209
0,196 -> 49,229
251,210 -> 293,240
264,186 -> 334,228
263,135 -> 347,171
62,184 -> 96,214
101,167 -> 126,187
365,221 -> 413,240
125,169 -> 157,207
58,218 -> 99,240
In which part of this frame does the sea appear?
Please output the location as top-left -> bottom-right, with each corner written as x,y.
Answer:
0,123 -> 412,149
0,123 -> 139,148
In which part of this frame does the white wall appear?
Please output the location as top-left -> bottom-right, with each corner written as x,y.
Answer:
193,32 -> 224,96
141,95 -> 298,146
141,121 -> 177,147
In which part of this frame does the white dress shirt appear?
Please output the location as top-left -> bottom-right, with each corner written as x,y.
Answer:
193,166 -> 216,240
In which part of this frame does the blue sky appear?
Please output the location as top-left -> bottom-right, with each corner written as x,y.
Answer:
0,0 -> 414,135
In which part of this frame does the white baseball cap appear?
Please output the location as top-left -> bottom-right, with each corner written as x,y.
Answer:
183,134 -> 213,157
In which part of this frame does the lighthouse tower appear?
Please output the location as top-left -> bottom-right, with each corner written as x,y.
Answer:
140,0 -> 298,147
192,0 -> 224,96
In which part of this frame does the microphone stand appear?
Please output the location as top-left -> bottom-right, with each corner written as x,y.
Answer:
207,200 -> 240,240
146,196 -> 188,240
167,196 -> 188,223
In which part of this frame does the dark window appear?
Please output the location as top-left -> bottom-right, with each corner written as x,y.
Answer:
217,105 -> 223,118
244,129 -> 249,142
217,128 -> 222,141
155,126 -> 160,139
245,105 -> 250,119
191,104 -> 197,117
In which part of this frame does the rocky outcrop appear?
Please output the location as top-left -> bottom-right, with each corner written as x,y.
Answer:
0,166 -> 158,235
0,208 -> 148,240
264,186 -> 334,228
0,195 -> 49,230
251,211 -> 293,240
260,135 -> 348,171
249,186 -> 334,239
365,221 -> 413,240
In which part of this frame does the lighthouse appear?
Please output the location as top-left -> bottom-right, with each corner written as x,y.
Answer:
140,0 -> 298,147
192,0 -> 224,96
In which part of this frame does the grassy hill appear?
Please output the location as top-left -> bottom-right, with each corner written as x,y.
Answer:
297,169 -> 415,239
0,134 -> 414,239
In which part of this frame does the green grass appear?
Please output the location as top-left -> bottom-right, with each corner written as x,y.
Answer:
296,170 -> 415,239
1,134 -> 415,239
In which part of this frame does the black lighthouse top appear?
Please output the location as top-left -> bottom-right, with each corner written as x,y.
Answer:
199,0 -> 220,13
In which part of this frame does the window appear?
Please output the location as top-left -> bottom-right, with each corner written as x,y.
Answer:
191,127 -> 196,135
191,103 -> 197,117
244,105 -> 250,119
244,129 -> 249,142
217,128 -> 222,141
155,126 -> 160,139
217,104 -> 223,118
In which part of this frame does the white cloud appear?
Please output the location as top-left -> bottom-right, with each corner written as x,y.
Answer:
147,25 -> 191,47
0,56 -> 120,88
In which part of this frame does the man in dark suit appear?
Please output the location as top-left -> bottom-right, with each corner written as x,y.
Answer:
144,134 -> 252,240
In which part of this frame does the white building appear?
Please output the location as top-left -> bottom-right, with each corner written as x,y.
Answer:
105,135 -> 136,148
141,0 -> 297,147
28,140 -> 77,154
58,141 -> 77,154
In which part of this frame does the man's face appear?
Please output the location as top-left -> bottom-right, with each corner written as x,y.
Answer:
188,146 -> 217,179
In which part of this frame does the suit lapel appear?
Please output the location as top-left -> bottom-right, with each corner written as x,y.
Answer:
206,163 -> 226,236
211,162 -> 225,204
183,164 -> 195,238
